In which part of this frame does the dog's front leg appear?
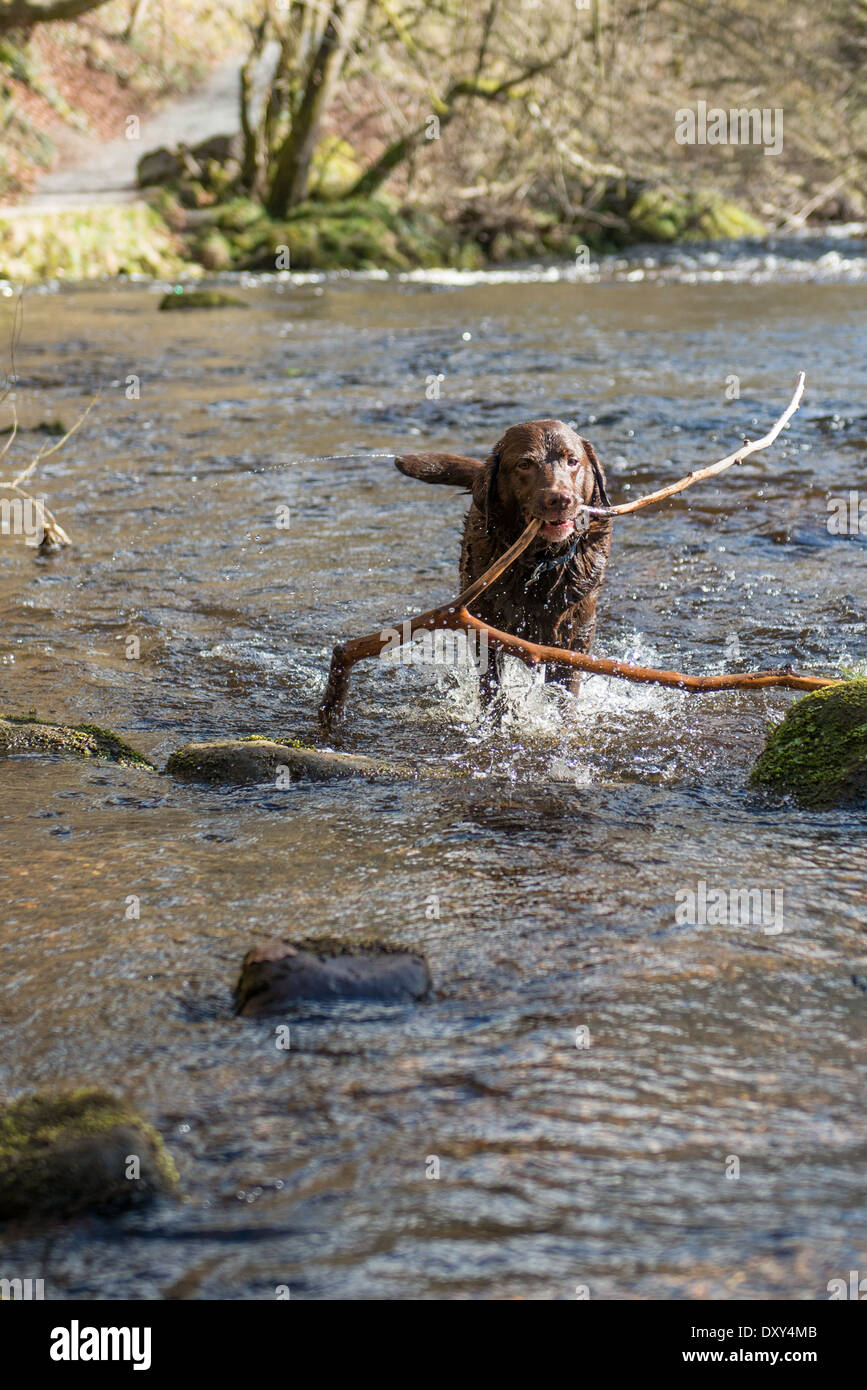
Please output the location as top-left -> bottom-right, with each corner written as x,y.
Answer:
544,605 -> 599,695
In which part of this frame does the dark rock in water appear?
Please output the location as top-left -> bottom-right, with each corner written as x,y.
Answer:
750,678 -> 867,808
158,289 -> 248,311
0,1089 -> 178,1221
0,715 -> 155,768
235,940 -> 432,1014
165,738 -> 392,785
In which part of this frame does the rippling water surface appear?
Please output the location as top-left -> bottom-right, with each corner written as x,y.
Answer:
1,237 -> 865,1299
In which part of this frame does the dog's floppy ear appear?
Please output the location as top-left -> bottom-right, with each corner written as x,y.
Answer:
472,440 -> 503,523
395,452 -> 484,489
580,438 -> 611,508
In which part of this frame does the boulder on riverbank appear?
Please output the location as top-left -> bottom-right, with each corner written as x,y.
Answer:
750,679 -> 867,807
0,1089 -> 178,1221
235,939 -> 432,1015
0,715 -> 155,768
165,737 -> 393,785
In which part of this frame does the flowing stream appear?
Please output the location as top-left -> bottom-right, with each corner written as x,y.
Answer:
1,233 -> 865,1299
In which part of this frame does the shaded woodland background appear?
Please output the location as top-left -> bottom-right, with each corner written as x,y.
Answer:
0,0 -> 865,275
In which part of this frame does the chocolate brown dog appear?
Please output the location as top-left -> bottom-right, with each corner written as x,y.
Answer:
396,420 -> 613,698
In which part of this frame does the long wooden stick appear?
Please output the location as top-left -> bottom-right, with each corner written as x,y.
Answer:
319,600 -> 837,725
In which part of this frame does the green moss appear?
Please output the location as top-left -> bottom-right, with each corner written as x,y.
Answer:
750,678 -> 867,807
0,204 -> 185,284
206,197 -> 455,273
195,229 -> 233,271
308,136 -> 364,200
275,934 -> 417,958
0,1088 -> 178,1220
0,715 -> 155,768
627,188 -> 765,242
241,734 -> 312,749
213,197 -> 266,232
158,288 -> 247,309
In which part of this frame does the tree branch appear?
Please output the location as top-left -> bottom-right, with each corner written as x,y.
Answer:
0,0 -> 110,34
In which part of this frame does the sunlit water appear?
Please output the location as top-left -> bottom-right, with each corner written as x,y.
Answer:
1,235 -> 865,1299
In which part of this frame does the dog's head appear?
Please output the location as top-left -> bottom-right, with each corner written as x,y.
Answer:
473,420 -> 609,544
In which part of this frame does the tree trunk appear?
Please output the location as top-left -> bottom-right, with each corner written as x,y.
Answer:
238,15 -> 269,194
266,0 -> 362,217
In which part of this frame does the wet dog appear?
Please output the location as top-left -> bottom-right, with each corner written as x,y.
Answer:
396,419 -> 613,698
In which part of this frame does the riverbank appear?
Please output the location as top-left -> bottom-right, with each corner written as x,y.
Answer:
0,182 -> 780,286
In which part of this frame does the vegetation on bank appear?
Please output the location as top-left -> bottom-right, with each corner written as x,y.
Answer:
0,171 -> 769,284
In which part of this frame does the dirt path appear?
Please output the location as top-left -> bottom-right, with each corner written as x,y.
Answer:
10,47 -> 274,216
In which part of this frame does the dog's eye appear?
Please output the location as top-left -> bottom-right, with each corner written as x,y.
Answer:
566,456 -> 582,469
517,458 -> 535,470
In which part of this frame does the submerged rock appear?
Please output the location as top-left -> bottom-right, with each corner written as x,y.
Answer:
0,715 -> 155,768
165,738 -> 392,785
158,289 -> 248,310
235,939 -> 432,1014
750,679 -> 867,808
0,1089 -> 178,1221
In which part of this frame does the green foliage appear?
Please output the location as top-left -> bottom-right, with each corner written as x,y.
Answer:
0,205 -> 184,283
628,189 -> 765,242
308,136 -> 364,200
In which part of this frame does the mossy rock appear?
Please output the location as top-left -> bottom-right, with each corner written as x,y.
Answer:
308,136 -> 364,201
158,288 -> 248,310
213,197 -> 266,233
750,679 -> 867,808
627,188 -> 764,242
0,715 -> 155,768
165,738 -> 395,784
0,1089 -> 178,1221
195,229 -> 233,271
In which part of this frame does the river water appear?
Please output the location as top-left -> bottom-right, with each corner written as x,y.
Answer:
1,232 -> 865,1299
